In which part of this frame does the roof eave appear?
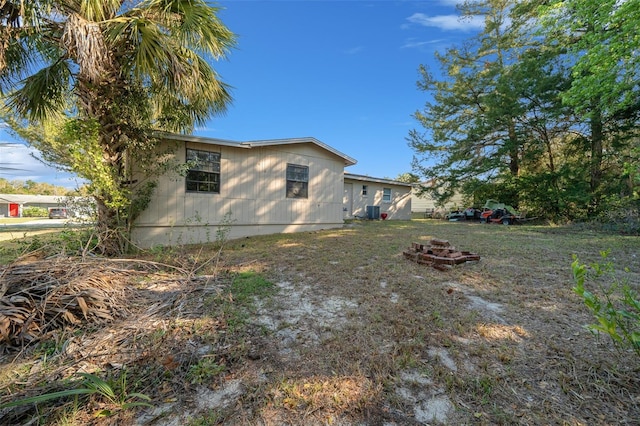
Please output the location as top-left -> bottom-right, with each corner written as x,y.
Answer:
157,132 -> 249,149
243,137 -> 357,166
344,173 -> 413,187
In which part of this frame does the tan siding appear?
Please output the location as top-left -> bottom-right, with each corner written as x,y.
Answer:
411,188 -> 465,213
343,178 -> 412,220
132,140 -> 347,247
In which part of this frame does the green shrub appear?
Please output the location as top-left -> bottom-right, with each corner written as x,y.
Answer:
22,207 -> 48,217
587,197 -> 640,235
3,229 -> 100,262
571,252 -> 640,357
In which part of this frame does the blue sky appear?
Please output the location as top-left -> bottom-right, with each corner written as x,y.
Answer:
0,0 -> 482,188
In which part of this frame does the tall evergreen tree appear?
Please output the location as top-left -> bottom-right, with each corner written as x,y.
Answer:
409,0 -> 638,219
536,0 -> 640,209
409,0 -> 530,207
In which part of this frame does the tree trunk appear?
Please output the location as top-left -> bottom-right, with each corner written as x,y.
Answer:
94,195 -> 126,256
508,121 -> 520,177
76,75 -> 133,255
590,110 -> 603,191
589,106 -> 604,209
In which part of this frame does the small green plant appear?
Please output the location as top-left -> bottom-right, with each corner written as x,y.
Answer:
147,244 -> 177,263
0,371 -> 152,417
53,398 -> 82,426
571,251 -> 640,357
187,358 -> 226,385
83,370 -> 153,414
188,409 -> 221,425
57,228 -> 100,255
215,211 -> 235,245
16,232 -> 45,253
474,375 -> 494,403
229,272 -> 274,304
206,210 -> 235,272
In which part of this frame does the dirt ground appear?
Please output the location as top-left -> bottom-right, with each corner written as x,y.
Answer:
1,220 -> 639,425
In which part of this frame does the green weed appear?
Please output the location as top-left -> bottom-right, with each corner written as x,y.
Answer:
188,409 -> 222,425
572,251 -> 640,357
187,358 -> 226,385
0,371 -> 152,418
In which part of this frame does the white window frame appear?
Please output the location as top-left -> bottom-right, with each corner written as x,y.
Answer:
185,148 -> 221,194
382,187 -> 392,203
286,163 -> 309,199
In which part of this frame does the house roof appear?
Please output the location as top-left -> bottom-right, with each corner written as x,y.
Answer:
160,133 -> 250,149
244,137 -> 357,166
160,133 -> 357,166
0,194 -> 68,204
344,173 -> 413,187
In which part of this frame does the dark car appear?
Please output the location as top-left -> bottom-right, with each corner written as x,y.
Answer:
48,208 -> 68,219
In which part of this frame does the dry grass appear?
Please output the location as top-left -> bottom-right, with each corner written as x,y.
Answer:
1,219 -> 639,425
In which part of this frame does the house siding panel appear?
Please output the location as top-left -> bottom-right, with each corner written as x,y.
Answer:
343,177 -> 412,220
411,186 -> 465,216
132,140 -> 347,247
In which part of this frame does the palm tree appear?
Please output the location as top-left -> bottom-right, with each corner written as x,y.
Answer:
0,0 -> 235,254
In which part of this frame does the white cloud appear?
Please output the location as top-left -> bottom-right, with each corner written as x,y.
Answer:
0,142 -> 82,189
437,0 -> 482,6
343,46 -> 364,55
401,38 -> 448,49
406,13 -> 484,32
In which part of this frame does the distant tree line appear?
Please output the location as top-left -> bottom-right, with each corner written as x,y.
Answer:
409,0 -> 639,223
0,177 -> 78,196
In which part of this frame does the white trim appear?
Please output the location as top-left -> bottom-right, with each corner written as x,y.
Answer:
158,133 -> 357,166
344,173 -> 412,187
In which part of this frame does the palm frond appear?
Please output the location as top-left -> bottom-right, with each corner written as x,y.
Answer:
109,0 -> 234,67
0,39 -> 32,94
148,0 -> 236,58
111,15 -> 172,80
78,0 -> 120,22
0,2 -> 63,93
95,0 -> 235,133
106,14 -> 230,95
145,48 -> 232,131
7,60 -> 72,121
184,53 -> 232,109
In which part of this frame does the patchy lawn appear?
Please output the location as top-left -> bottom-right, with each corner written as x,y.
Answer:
1,220 -> 639,425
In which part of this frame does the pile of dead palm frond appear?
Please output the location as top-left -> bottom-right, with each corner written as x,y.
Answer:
0,257 -> 139,350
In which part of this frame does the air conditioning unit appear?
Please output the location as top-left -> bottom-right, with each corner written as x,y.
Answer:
366,205 -> 380,220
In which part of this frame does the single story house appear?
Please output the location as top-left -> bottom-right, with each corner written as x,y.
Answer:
132,134 -> 411,248
411,182 -> 465,218
0,194 -> 68,217
343,173 -> 412,220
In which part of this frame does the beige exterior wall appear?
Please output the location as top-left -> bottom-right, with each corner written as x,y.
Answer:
343,177 -> 412,220
132,140 -> 347,247
411,187 -> 466,217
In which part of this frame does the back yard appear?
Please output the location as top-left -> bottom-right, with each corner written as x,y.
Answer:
1,220 -> 639,425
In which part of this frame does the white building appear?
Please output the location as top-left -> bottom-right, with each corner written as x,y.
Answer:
343,174 -> 412,220
131,135 -> 411,248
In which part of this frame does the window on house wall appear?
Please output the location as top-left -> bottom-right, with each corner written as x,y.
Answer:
185,148 -> 221,193
362,185 -> 368,196
383,187 -> 392,202
286,163 -> 309,198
